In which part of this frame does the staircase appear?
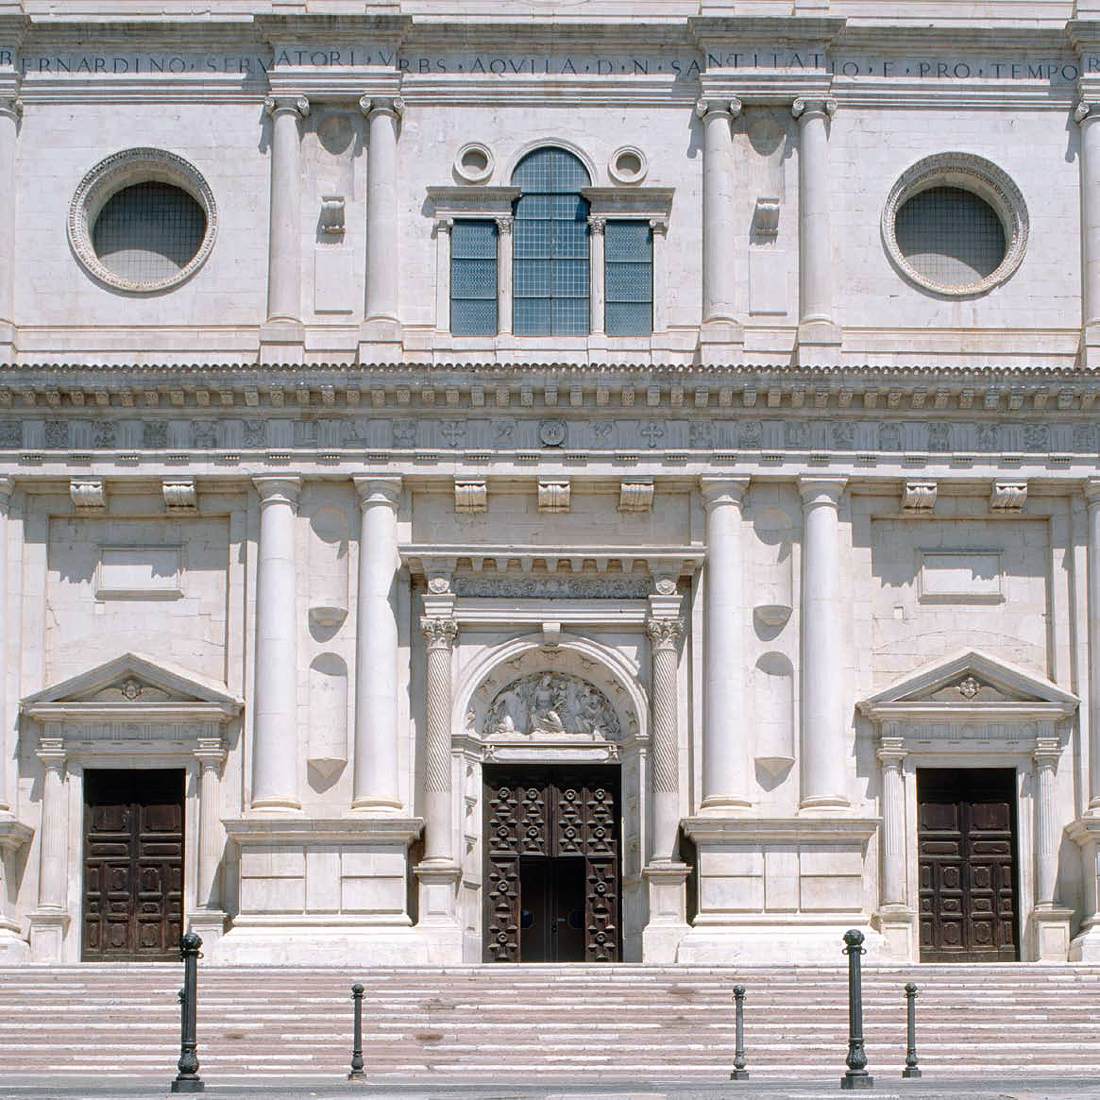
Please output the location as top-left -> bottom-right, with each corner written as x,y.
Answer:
1,964 -> 1099,1083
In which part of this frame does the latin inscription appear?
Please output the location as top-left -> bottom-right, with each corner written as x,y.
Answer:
4,47 -> 1098,84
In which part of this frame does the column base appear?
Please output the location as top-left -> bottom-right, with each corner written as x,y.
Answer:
796,319 -> 842,364
681,815 -> 879,963
358,319 -> 403,364
873,904 -> 918,962
28,910 -> 70,962
258,321 -> 305,366
698,320 -> 744,365
642,861 -> 690,964
414,859 -> 461,926
1081,323 -> 1100,368
1030,906 -> 1073,961
188,909 -> 228,948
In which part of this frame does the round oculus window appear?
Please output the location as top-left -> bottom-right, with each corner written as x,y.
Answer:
453,142 -> 494,184
68,149 -> 218,293
609,145 -> 648,185
881,153 -> 1027,297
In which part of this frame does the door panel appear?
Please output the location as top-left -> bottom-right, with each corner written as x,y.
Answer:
484,766 -> 620,963
917,768 -> 1018,962
83,769 -> 184,962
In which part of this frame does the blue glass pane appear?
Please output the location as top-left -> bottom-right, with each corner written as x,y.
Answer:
516,193 -> 552,220
553,220 -> 589,258
452,220 -> 498,259
552,259 -> 589,297
513,220 -> 552,259
606,261 -> 652,302
512,147 -> 591,191
514,259 -> 552,297
606,301 -> 652,337
453,258 -> 497,299
605,221 -> 651,261
515,297 -> 552,335
452,299 -> 498,336
552,296 -> 589,335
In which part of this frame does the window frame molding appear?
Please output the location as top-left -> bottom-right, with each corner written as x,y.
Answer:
427,186 -> 520,337
68,147 -> 218,295
426,183 -> 674,346
880,152 -> 1029,299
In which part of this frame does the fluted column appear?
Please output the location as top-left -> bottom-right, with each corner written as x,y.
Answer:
695,97 -> 743,344
647,617 -> 683,861
1035,738 -> 1061,907
195,738 -> 226,910
0,478 -> 11,814
1087,480 -> 1100,811
700,477 -> 750,810
263,95 -> 309,326
792,97 -> 840,348
1077,102 -> 1100,355
251,476 -> 301,810
878,737 -> 907,907
421,614 -> 458,862
588,215 -> 606,336
496,216 -> 513,335
352,476 -> 402,811
35,738 -> 66,911
799,477 -> 849,810
0,97 -> 20,340
361,96 -> 403,342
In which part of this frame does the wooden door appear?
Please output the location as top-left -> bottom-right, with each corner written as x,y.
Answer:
83,769 -> 184,961
484,766 -> 620,962
918,768 -> 1018,962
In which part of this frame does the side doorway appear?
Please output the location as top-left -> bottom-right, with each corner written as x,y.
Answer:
917,768 -> 1020,962
484,765 -> 621,963
82,769 -> 185,961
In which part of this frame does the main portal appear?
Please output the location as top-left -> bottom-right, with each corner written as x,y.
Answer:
483,765 -> 621,963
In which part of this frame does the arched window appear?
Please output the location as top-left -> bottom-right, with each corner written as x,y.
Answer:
511,148 -> 591,336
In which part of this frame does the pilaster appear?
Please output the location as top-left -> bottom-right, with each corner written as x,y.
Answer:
28,737 -> 69,962
0,96 -> 20,357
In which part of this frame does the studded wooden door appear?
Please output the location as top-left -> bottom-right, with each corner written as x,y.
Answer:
83,769 -> 185,961
917,768 -> 1019,962
483,766 -> 620,963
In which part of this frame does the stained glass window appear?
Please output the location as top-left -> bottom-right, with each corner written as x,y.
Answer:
512,148 -> 591,336
451,220 -> 498,336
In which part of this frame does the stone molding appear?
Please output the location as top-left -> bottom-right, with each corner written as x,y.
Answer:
881,152 -> 1029,298
67,148 -> 218,295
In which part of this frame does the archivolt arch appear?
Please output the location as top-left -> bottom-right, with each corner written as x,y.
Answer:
453,632 -> 647,745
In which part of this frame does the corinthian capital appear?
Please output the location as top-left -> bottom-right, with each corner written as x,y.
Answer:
645,617 -> 684,650
421,616 -> 458,651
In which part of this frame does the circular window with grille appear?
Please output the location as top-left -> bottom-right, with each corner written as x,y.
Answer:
68,149 -> 217,293
882,153 -> 1027,297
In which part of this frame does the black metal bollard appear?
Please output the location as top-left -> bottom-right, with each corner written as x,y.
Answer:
348,983 -> 366,1081
730,984 -> 749,1080
170,931 -> 204,1094
840,929 -> 873,1091
902,983 -> 921,1079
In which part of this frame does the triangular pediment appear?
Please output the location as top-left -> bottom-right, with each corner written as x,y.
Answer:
858,650 -> 1078,718
22,652 -> 241,714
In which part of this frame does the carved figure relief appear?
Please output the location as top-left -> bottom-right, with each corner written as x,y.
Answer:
485,673 -> 622,741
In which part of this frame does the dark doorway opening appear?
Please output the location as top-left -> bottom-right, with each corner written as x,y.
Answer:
484,765 -> 620,963
917,767 -> 1019,962
82,768 -> 185,961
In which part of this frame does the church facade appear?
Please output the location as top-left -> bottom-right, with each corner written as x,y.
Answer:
1,0 -> 1100,969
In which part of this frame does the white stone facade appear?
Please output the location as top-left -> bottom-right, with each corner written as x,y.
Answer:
2,0 -> 1100,968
